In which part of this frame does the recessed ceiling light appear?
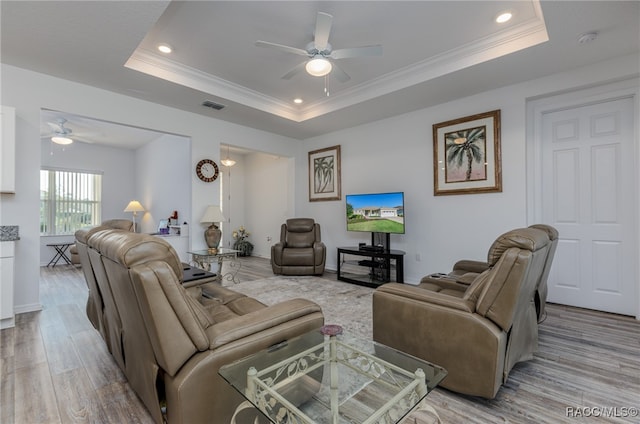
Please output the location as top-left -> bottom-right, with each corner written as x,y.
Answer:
496,12 -> 513,23
293,98 -> 303,104
157,44 -> 173,54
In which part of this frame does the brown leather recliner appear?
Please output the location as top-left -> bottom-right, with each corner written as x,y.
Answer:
373,227 -> 550,399
439,224 -> 558,322
271,218 -> 326,275
70,218 -> 133,265
528,224 -> 559,322
73,219 -> 135,339
80,229 -> 324,424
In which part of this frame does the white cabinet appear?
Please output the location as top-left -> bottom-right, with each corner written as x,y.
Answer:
163,235 -> 189,262
1,241 -> 15,329
1,106 -> 16,193
155,225 -> 189,262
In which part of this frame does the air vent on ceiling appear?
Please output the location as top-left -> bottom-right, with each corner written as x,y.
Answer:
202,100 -> 225,111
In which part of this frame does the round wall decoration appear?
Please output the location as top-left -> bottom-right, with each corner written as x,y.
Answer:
195,159 -> 219,182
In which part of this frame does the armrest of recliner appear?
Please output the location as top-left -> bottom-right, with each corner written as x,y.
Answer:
313,241 -> 326,265
375,283 -> 474,313
206,298 -> 323,349
271,242 -> 285,265
454,272 -> 479,285
452,259 -> 490,274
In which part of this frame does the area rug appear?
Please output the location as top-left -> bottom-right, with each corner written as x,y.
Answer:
223,276 -> 442,423
223,275 -> 374,339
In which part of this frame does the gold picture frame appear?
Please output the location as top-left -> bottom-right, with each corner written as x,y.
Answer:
432,110 -> 502,196
309,145 -> 341,202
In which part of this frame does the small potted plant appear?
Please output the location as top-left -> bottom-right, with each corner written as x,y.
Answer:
232,226 -> 254,257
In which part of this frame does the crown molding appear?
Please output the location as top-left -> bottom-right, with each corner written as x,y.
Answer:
125,49 -> 302,121
125,2 -> 547,123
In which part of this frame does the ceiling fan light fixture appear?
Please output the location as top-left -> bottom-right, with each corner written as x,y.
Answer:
305,57 -> 332,77
221,158 -> 236,167
52,136 -> 73,145
221,145 -> 236,167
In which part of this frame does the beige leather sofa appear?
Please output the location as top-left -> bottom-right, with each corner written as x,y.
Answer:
271,218 -> 326,275
441,224 -> 558,322
373,227 -> 551,399
74,219 -> 135,338
70,218 -> 133,265
77,228 -> 324,424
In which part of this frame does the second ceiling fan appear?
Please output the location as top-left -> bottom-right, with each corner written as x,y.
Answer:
255,11 -> 382,83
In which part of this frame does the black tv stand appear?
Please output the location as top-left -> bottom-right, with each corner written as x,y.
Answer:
359,245 -> 384,253
371,232 -> 390,252
337,246 -> 405,288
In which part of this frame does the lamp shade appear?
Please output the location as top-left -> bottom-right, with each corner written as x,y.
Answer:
124,200 -> 145,213
200,205 -> 225,223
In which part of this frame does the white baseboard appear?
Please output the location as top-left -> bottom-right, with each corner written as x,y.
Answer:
14,302 -> 43,314
1,317 -> 15,329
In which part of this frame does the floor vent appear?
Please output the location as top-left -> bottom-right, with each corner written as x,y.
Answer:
202,100 -> 225,110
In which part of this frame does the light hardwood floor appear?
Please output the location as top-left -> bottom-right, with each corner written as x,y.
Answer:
1,257 -> 639,423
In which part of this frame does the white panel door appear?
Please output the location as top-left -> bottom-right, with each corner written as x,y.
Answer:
541,97 -> 636,315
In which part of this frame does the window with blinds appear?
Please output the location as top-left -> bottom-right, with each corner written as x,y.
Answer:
40,169 -> 102,235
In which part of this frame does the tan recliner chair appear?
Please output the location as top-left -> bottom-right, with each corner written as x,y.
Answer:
81,229 -> 324,424
271,218 -> 326,275
372,227 -> 550,399
438,224 -> 558,322
528,224 -> 559,322
73,219 -> 135,340
70,218 -> 133,265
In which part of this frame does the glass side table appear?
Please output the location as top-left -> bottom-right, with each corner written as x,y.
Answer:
187,248 -> 241,284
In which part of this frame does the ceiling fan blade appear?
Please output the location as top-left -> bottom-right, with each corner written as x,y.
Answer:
71,136 -> 95,144
331,63 -> 351,83
255,40 -> 309,56
314,12 -> 333,51
281,62 -> 306,80
330,45 -> 383,59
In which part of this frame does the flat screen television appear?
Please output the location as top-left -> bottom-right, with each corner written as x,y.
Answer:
346,192 -> 405,234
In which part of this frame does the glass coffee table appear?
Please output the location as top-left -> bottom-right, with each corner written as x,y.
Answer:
187,248 -> 241,283
219,325 -> 446,424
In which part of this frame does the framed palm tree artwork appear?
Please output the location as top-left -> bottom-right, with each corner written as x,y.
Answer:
432,110 -> 502,196
309,145 -> 341,201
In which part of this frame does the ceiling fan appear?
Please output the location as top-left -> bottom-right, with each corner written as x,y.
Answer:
43,117 -> 99,145
255,11 -> 382,83
46,118 -> 74,145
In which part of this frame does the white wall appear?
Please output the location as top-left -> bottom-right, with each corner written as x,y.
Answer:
1,64 -> 298,314
219,155 -> 245,250
136,133 -> 191,234
295,54 -> 639,284
39,138 -> 136,264
244,153 -> 293,258
38,132 -> 191,265
220,151 -> 292,259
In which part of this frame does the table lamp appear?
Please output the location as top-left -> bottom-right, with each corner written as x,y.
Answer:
124,200 -> 145,233
200,205 -> 225,253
